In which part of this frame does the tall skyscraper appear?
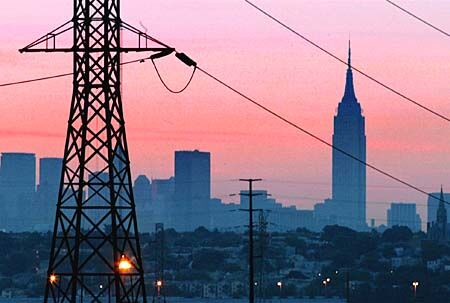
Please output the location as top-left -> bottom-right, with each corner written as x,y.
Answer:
174,150 -> 211,231
332,42 -> 367,230
387,202 -> 421,232
35,157 -> 63,231
0,152 -> 36,231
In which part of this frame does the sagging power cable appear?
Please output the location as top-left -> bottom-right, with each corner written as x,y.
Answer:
0,57 -> 158,88
151,52 -> 197,94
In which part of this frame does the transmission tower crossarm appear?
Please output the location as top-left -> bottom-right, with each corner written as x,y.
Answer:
120,21 -> 172,49
19,20 -> 74,53
20,19 -> 174,54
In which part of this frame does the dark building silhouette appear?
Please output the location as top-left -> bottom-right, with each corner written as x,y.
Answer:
239,190 -> 315,232
35,157 -> 63,231
133,175 -> 153,232
174,150 -> 211,231
387,202 -> 421,232
428,187 -> 449,242
332,42 -> 367,230
313,198 -> 338,229
134,175 -> 152,208
0,152 -> 36,231
152,177 -> 175,228
427,190 -> 450,225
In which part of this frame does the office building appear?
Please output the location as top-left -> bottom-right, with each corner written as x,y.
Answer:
133,175 -> 153,232
332,42 -> 367,230
34,157 -> 63,231
174,150 -> 211,231
387,202 -> 421,232
0,152 -> 36,231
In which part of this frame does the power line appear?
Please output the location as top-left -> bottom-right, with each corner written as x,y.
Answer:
0,57 -> 149,88
243,0 -> 450,124
195,65 -> 446,205
0,72 -> 72,87
385,0 -> 450,38
263,178 -> 441,191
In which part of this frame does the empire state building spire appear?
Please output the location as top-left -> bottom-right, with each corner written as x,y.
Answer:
348,40 -> 351,68
343,40 -> 357,102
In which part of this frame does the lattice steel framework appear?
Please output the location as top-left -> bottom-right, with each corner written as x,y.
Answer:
20,1 -> 173,302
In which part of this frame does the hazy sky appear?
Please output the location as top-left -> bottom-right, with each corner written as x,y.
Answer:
0,0 -> 449,225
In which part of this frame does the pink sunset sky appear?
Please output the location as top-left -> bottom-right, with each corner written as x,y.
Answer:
0,0 -> 449,226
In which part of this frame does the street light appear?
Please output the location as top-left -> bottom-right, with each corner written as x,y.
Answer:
412,281 -> 419,298
49,274 -> 60,301
118,255 -> 132,271
277,281 -> 282,298
155,280 -> 163,297
322,278 -> 330,297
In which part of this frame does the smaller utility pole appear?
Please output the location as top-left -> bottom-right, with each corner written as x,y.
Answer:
239,178 -> 262,303
153,223 -> 166,303
345,271 -> 350,303
256,210 -> 269,303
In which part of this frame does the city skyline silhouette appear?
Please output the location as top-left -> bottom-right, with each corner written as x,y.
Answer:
0,0 -> 449,227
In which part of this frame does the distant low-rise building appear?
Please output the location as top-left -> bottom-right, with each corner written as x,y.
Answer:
387,202 -> 421,232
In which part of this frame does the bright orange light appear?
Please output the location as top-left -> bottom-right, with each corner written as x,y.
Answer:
156,280 -> 163,287
49,274 -> 57,284
118,255 -> 132,271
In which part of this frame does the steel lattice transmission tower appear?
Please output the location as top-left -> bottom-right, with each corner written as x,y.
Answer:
20,1 -> 173,302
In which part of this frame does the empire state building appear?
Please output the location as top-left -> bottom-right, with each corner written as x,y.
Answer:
332,42 -> 367,230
